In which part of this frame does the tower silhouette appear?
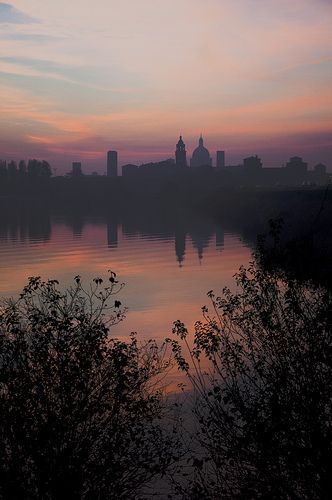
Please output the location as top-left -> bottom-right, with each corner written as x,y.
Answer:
175,136 -> 187,167
216,150 -> 225,168
72,162 -> 82,177
107,151 -> 118,177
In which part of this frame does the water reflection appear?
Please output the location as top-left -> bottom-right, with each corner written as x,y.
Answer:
104,212 -> 225,266
0,208 -> 51,243
0,207 -> 253,363
0,209 -> 226,267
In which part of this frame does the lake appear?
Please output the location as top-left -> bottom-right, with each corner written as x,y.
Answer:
0,206 -> 253,387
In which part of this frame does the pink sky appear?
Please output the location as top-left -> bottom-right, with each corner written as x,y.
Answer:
0,0 -> 332,173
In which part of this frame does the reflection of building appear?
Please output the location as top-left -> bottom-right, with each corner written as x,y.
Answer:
70,215 -> 84,237
190,135 -> 212,167
190,229 -> 213,262
216,150 -> 225,169
107,151 -> 118,177
175,136 -> 187,167
107,220 -> 118,248
216,227 -> 225,250
175,228 -> 186,266
72,162 -> 82,177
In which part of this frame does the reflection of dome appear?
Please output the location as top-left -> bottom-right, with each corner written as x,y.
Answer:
190,135 -> 212,167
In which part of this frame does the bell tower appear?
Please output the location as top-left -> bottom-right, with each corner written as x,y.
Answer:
175,136 -> 187,167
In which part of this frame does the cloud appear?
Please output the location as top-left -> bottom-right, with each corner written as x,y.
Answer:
2,33 -> 61,42
0,56 -> 142,95
0,2 -> 38,24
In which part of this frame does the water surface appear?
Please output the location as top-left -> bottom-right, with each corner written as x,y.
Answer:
0,208 -> 253,386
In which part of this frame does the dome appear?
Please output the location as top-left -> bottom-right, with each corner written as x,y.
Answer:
192,145 -> 210,156
190,135 -> 212,167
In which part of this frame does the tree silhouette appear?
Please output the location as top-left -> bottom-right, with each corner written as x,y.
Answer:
27,159 -> 52,179
170,257 -> 332,499
0,274 -> 177,499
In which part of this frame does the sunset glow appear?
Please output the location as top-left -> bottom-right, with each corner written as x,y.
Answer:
1,0 -> 332,172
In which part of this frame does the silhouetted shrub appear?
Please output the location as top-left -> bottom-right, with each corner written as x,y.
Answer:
256,215 -> 332,290
0,274 -> 176,499
170,260 -> 332,499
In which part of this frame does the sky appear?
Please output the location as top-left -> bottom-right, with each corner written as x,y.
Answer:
0,0 -> 332,173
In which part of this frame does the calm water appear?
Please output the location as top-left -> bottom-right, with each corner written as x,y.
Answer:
0,209 -> 253,376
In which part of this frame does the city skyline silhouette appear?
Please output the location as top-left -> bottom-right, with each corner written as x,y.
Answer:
0,1 -> 331,173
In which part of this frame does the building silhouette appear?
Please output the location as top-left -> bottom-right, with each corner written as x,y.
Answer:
122,164 -> 139,177
107,151 -> 118,177
284,156 -> 308,185
72,162 -> 82,177
190,135 -> 212,167
216,150 -> 225,169
243,155 -> 263,174
314,163 -> 327,175
175,136 -> 187,167
286,156 -> 308,174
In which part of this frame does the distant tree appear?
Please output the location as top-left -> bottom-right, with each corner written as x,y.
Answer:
41,160 -> 52,178
27,159 -> 52,179
7,161 -> 17,180
0,160 -> 7,180
170,256 -> 332,499
27,158 -> 39,178
0,273 -> 178,499
18,160 -> 27,176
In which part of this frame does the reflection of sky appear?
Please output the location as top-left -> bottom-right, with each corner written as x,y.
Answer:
0,219 -> 252,338
0,216 -> 252,391
0,1 -> 331,171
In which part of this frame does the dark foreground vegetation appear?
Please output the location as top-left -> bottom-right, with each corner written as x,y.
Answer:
0,275 -> 180,499
0,231 -> 332,498
170,248 -> 332,499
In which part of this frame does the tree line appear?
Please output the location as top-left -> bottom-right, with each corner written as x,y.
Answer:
0,159 -> 52,180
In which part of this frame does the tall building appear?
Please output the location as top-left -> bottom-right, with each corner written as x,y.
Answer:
72,162 -> 82,177
107,151 -> 118,177
175,136 -> 187,167
216,150 -> 225,168
190,135 -> 212,167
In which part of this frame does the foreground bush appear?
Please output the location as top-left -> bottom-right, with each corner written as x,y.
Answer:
0,274 -> 176,499
170,261 -> 332,499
